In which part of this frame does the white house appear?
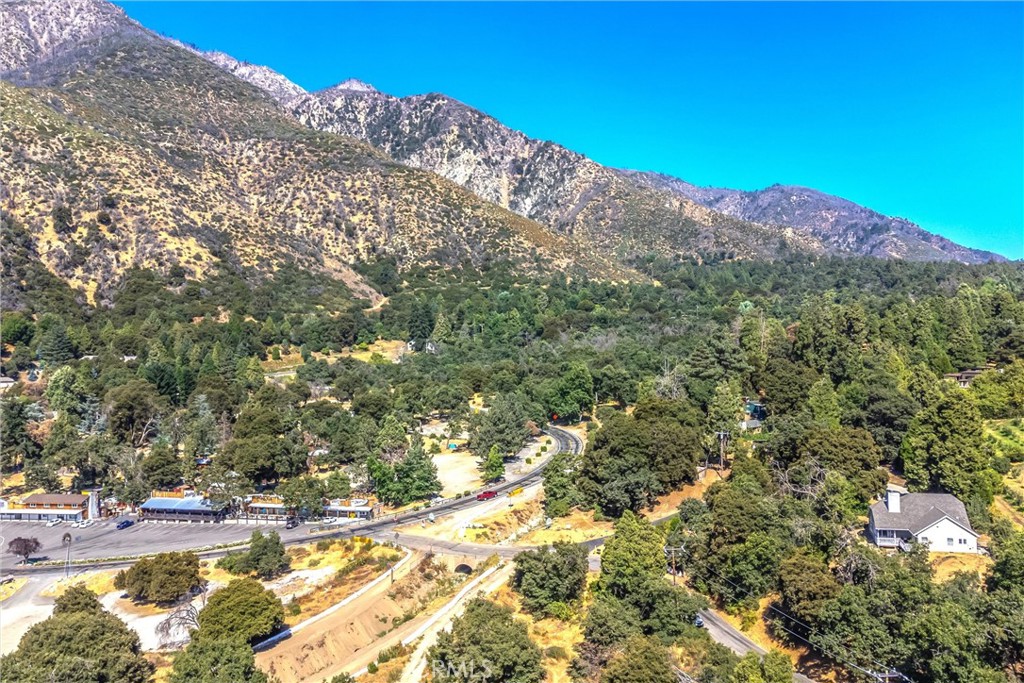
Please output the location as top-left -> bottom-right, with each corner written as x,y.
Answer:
868,485 -> 978,554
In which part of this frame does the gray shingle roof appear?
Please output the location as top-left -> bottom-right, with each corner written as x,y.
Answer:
869,493 -> 975,536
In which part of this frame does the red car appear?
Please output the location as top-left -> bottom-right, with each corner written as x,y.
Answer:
476,490 -> 497,501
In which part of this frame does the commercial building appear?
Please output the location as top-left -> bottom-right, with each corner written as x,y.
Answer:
0,493 -> 91,522
139,492 -> 227,523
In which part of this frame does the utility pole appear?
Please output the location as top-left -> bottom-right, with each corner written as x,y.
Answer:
62,532 -> 72,579
714,430 -> 730,471
664,545 -> 686,585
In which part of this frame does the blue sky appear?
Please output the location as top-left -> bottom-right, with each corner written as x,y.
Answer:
116,1 -> 1023,259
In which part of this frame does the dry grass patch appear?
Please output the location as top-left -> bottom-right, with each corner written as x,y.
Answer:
994,496 -> 1024,529
642,469 -> 728,522
40,570 -> 119,598
343,340 -> 407,364
0,470 -> 26,496
282,542 -> 403,626
260,351 -> 304,372
490,584 -> 583,683
717,597 -> 822,678
930,552 -> 993,583
464,498 -> 544,544
0,578 -> 27,602
145,652 -> 175,683
362,653 -> 410,683
522,508 -> 614,545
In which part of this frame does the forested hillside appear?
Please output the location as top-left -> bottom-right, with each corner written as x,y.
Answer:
2,254 -> 1023,681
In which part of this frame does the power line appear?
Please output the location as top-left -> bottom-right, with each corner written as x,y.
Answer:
693,560 -> 914,682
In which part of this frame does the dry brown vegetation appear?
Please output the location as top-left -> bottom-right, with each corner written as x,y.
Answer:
1,35 -> 630,302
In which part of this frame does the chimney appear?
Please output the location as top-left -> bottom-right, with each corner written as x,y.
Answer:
886,488 -> 901,514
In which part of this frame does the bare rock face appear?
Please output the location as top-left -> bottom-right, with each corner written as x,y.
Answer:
290,83 -> 1001,265
290,87 -> 811,261
0,0 -> 142,72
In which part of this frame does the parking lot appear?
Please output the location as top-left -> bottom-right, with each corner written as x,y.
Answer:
0,516 -> 314,567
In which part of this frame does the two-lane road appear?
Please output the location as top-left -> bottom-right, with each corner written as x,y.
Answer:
699,610 -> 817,683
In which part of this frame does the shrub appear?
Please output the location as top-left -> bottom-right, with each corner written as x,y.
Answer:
545,601 -> 574,622
544,645 -> 569,660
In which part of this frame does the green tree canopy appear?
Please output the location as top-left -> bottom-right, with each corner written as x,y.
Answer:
511,542 -> 588,615
428,598 -> 543,683
114,551 -> 203,604
0,587 -> 153,683
169,638 -> 268,683
195,578 -> 284,646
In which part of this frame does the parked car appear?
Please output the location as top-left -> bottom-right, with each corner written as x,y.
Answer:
45,519 -> 62,527
79,519 -> 94,528
476,490 -> 497,501
116,519 -> 134,530
694,615 -> 705,628
285,518 -> 300,529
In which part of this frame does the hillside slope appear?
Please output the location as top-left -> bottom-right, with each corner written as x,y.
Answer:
290,84 -> 819,262
0,9 -> 625,304
290,84 -> 1001,265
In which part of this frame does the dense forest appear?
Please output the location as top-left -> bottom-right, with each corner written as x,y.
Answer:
2,240 -> 1024,681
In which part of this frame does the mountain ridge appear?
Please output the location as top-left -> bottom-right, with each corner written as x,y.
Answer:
1,2 -> 628,306
624,173 -> 1003,264
0,0 -> 1006,313
288,85 -> 1002,265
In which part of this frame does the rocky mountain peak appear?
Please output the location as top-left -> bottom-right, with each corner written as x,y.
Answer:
324,78 -> 378,95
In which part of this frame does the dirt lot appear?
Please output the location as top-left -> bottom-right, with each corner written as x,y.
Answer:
431,449 -> 484,498
521,469 -> 726,546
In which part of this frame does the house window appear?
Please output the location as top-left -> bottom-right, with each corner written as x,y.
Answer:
958,539 -> 967,545
947,538 -> 954,546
